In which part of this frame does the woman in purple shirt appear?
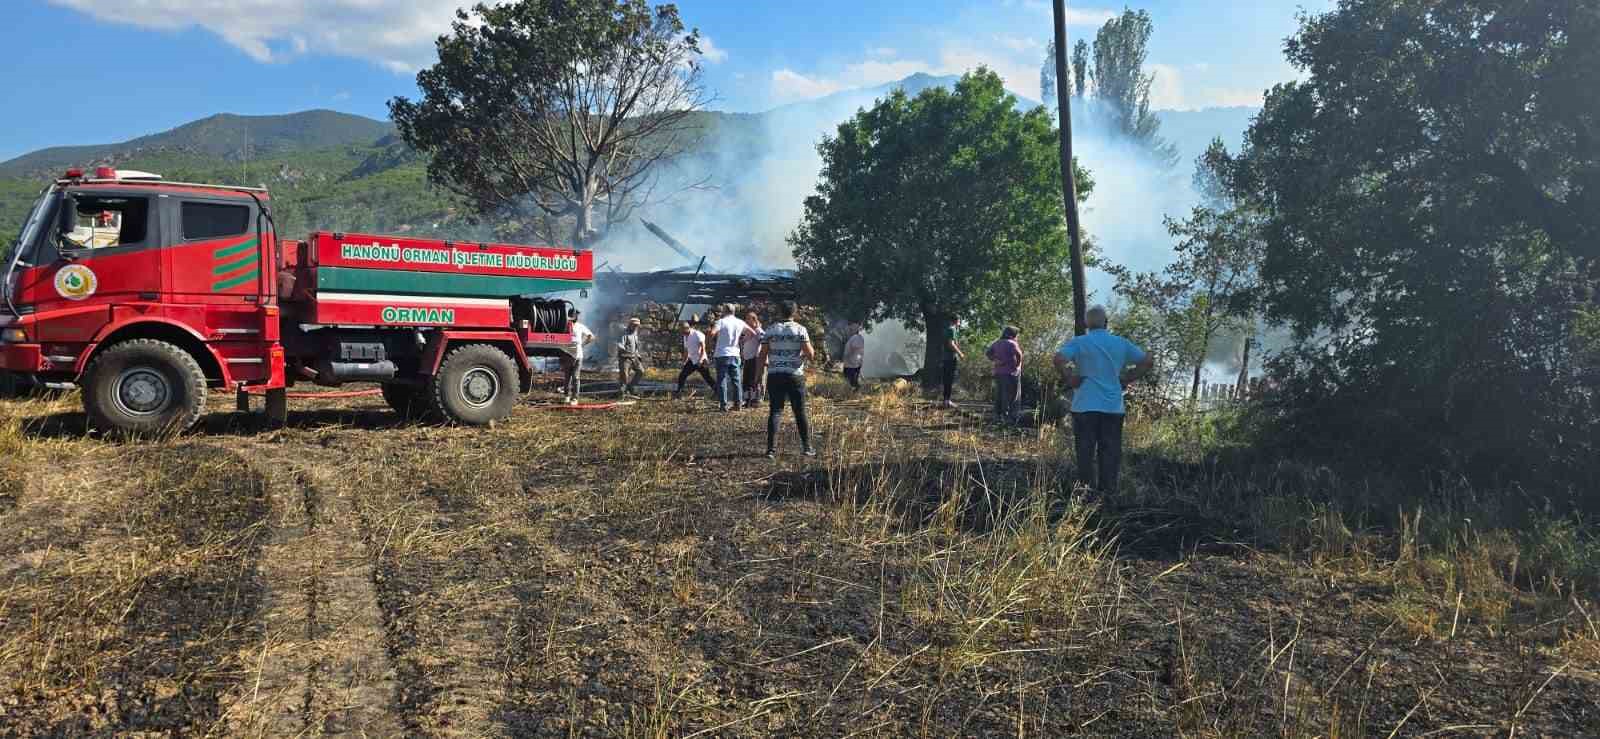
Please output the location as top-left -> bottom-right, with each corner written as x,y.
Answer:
986,325 -> 1023,423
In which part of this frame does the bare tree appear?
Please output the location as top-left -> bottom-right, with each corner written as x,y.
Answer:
390,0 -> 710,246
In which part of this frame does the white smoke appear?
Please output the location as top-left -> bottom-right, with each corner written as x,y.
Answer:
588,75 -> 1254,380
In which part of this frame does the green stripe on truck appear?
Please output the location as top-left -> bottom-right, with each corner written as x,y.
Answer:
214,238 -> 259,260
213,268 -> 262,291
313,267 -> 592,298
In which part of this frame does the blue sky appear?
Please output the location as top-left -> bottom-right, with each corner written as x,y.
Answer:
2,0 -> 1329,161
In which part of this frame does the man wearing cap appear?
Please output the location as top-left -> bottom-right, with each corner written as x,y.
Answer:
1053,305 -> 1153,494
617,317 -> 644,398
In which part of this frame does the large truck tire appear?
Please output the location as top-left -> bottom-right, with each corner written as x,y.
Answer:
82,339 -> 208,436
381,382 -> 430,420
426,344 -> 518,426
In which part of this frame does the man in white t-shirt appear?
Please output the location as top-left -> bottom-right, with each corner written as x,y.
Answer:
673,320 -> 715,399
842,322 -> 866,392
708,303 -> 749,411
562,309 -> 595,405
758,300 -> 816,457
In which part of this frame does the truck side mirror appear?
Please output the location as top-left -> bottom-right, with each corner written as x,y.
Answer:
56,195 -> 77,240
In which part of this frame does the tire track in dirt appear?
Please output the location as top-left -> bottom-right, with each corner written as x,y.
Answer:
222,443 -> 400,736
346,440 -> 532,737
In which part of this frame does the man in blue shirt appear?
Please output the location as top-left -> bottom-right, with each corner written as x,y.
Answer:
1053,306 -> 1153,494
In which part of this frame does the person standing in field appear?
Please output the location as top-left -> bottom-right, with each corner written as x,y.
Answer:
616,317 -> 644,398
563,309 -> 595,405
942,315 -> 965,408
842,322 -> 866,392
1053,305 -> 1153,494
986,325 -> 1023,423
709,303 -> 749,411
740,309 -> 766,408
759,301 -> 816,458
673,320 -> 715,399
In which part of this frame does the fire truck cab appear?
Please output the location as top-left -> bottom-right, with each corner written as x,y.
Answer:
1,167 -> 591,434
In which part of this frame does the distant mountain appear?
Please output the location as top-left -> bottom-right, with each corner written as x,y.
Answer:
0,110 -> 395,178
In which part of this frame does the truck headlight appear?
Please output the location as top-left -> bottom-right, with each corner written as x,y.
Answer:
0,328 -> 25,343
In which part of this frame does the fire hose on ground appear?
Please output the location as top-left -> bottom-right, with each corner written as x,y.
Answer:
235,386 -> 636,410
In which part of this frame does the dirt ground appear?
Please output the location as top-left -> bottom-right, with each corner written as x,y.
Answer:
0,372 -> 1595,737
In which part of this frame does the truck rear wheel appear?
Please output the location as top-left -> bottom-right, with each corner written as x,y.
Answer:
427,344 -> 518,426
381,382 -> 429,420
82,339 -> 208,436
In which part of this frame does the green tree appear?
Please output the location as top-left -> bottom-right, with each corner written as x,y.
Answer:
1040,39 -> 1057,110
790,69 -> 1094,386
1116,203 -> 1260,400
1041,38 -> 1099,108
1225,0 -> 1599,485
389,0 -> 709,246
1072,40 -> 1091,98
1091,8 -> 1176,165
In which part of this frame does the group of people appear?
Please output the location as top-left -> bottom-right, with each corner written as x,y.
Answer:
568,301 -> 1152,494
665,302 -> 818,456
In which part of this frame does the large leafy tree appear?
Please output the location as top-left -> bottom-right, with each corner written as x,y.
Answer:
790,70 -> 1093,384
389,0 -> 709,246
1226,0 -> 1599,483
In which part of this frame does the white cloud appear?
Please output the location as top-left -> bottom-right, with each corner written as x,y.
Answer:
1147,63 -> 1264,110
699,35 -> 728,64
771,69 -> 845,102
48,0 -> 458,72
868,47 -> 898,58
1061,7 -> 1117,26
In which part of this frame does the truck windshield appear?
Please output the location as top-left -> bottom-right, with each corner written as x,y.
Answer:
9,191 -> 59,266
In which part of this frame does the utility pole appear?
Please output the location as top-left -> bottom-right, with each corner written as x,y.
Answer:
1053,0 -> 1089,336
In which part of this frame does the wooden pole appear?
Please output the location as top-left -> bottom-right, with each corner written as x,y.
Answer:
675,256 -> 708,323
1053,0 -> 1089,337
1236,336 -> 1253,400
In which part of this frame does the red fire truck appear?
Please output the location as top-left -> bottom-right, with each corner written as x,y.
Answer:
0,167 -> 591,434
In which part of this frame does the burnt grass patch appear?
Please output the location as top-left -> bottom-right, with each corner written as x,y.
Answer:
762,456 -> 1061,534
0,443 -> 270,737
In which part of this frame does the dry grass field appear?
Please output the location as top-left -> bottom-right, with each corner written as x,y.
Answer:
0,371 -> 1595,737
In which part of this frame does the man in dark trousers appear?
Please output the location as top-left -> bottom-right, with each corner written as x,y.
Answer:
1053,306 -> 1153,494
758,301 -> 816,458
673,320 -> 715,399
941,315 -> 964,408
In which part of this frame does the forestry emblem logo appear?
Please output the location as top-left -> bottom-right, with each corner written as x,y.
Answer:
54,265 -> 98,301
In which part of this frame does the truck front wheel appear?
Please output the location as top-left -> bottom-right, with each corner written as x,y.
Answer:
82,339 -> 208,436
426,344 -> 518,425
